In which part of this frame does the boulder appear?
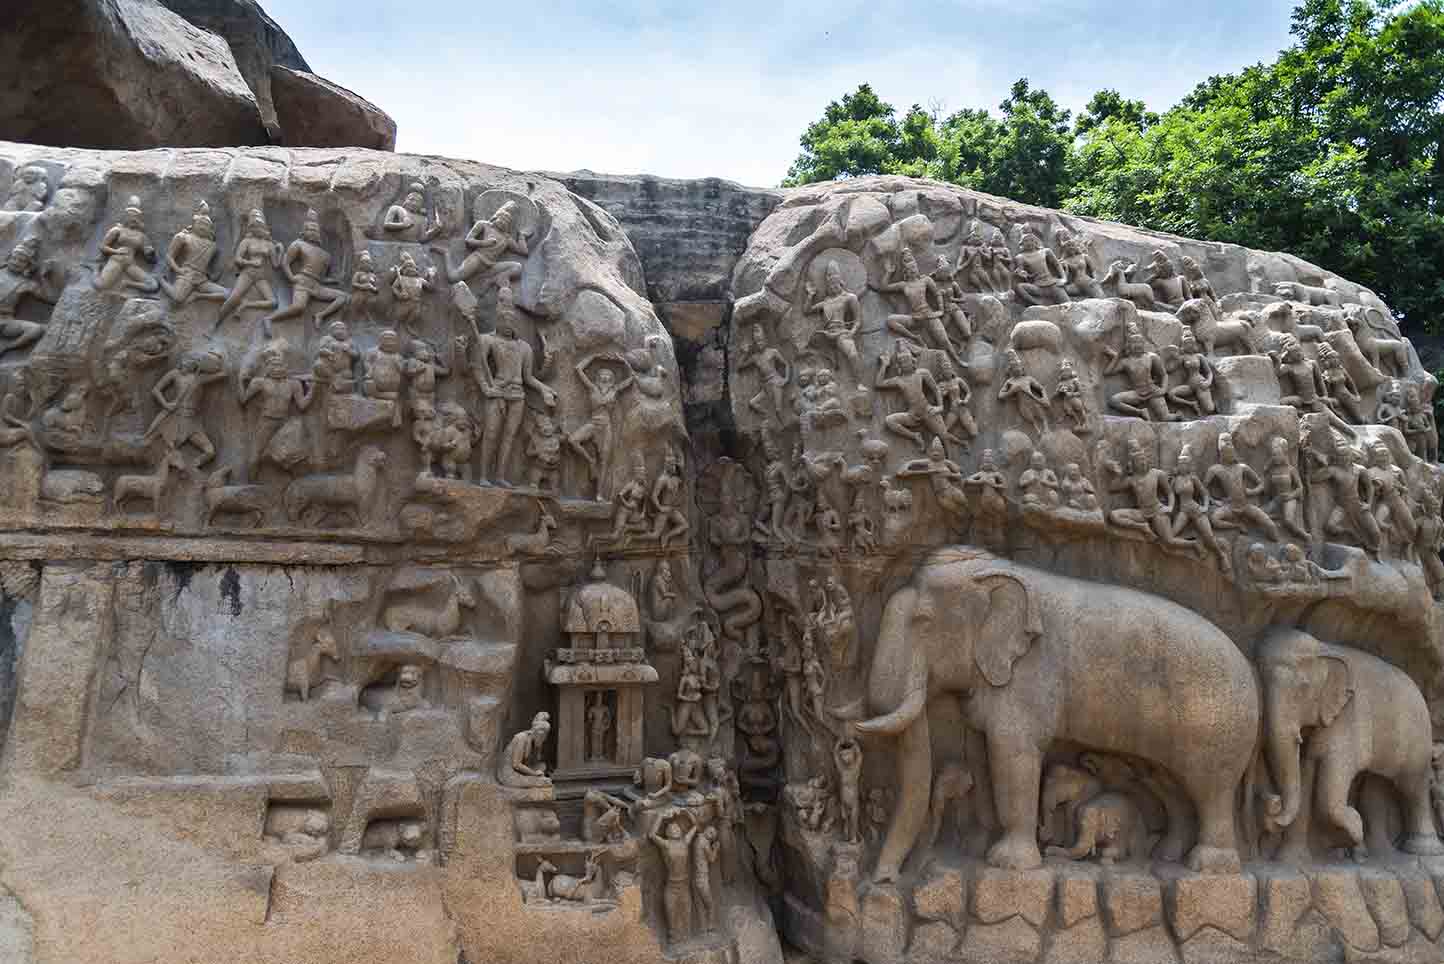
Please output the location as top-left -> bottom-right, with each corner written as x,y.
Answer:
270,66 -> 396,151
0,0 -> 268,149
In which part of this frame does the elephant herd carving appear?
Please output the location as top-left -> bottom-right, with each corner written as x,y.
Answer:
840,549 -> 1444,883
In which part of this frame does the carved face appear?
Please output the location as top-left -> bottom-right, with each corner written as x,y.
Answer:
404,192 -> 424,213
1372,442 -> 1391,467
667,821 -> 683,839
597,368 -> 615,389
897,351 -> 916,375
413,344 -> 432,363
1006,351 -> 1024,376
1270,438 -> 1288,463
980,449 -> 997,471
124,208 -> 144,230
399,255 -> 418,277
248,214 -> 269,238
531,721 -> 550,743
329,321 -> 349,341
1020,234 -> 1040,252
398,665 -> 421,688
303,221 -> 321,243
1176,451 -> 1193,473
825,264 -> 844,295
493,207 -> 514,232
1218,436 -> 1236,463
1030,451 -> 1046,471
6,246 -> 33,274
1126,334 -> 1145,356
900,250 -> 919,279
358,251 -> 374,269
1065,463 -> 1081,481
379,331 -> 399,352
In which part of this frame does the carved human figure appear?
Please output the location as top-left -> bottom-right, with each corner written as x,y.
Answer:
266,209 -> 348,330
965,448 -> 1008,551
43,384 -> 88,450
875,342 -> 957,451
1367,441 -> 1416,562
217,209 -> 282,324
957,223 -> 992,291
565,353 -> 630,498
388,252 -> 437,336
1203,433 -> 1281,541
1404,382 -> 1437,464
240,349 -> 313,480
1104,439 -> 1189,547
0,237 -> 56,357
93,195 -> 158,293
4,165 -> 49,212
1104,324 -> 1175,422
1376,378 -> 1406,434
524,411 -> 562,492
692,825 -> 720,932
586,693 -> 612,762
805,261 -> 866,391
1019,450 -> 1060,508
672,649 -> 710,739
933,255 -> 973,352
432,198 -> 528,290
1264,438 -> 1310,540
1247,542 -> 1283,584
803,368 -> 846,429
1059,462 -> 1098,511
1058,232 -> 1104,299
873,248 -> 964,366
603,453 -> 651,548
499,712 -> 552,788
988,229 -> 1015,293
145,351 -> 226,467
1171,445 -> 1230,574
348,250 -> 381,323
382,183 -> 441,243
1167,330 -> 1217,416
0,365 -> 36,448
1011,232 -> 1069,306
315,320 -> 360,394
1180,256 -> 1217,305
935,356 -> 977,450
834,739 -> 863,844
1052,358 -> 1090,433
1144,250 -> 1193,307
802,628 -> 827,722
467,326 -> 557,485
363,329 -> 405,428
1413,482 -> 1444,599
432,402 -> 475,480
648,449 -> 689,546
738,323 -> 791,426
866,788 -> 891,845
1309,438 -> 1382,558
159,201 -> 228,305
1315,343 -> 1364,425
997,349 -> 1050,436
650,810 -> 697,943
401,340 -> 450,418
1275,335 -> 1355,437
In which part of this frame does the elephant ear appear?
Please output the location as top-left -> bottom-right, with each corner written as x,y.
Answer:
973,572 -> 1041,688
1318,655 -> 1354,726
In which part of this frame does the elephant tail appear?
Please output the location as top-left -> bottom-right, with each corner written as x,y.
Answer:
856,650 -> 928,737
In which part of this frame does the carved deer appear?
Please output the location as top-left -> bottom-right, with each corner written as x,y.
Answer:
382,572 -> 477,638
113,450 -> 183,514
1099,261 -> 1158,311
286,604 -> 341,702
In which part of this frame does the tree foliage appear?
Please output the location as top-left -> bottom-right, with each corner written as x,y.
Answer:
782,0 -> 1444,326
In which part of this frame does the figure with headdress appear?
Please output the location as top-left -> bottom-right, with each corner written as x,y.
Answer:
381,181 -> 441,243
160,201 -> 228,305
1011,231 -> 1069,306
0,237 -> 57,357
431,197 -> 528,291
266,209 -> 349,331
1104,322 -> 1176,422
217,208 -> 283,325
93,195 -> 158,293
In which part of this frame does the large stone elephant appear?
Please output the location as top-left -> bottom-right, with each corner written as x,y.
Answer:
1258,627 -> 1444,860
849,548 -> 1259,882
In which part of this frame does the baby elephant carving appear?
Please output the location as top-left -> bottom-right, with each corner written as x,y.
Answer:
1045,790 -> 1143,864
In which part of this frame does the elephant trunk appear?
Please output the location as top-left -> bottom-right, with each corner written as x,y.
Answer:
855,652 -> 928,737
1264,698 -> 1303,831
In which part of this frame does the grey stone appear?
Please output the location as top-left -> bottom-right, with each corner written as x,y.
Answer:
906,920 -> 959,964
1314,868 -> 1382,953
1167,872 -> 1257,943
269,66 -> 396,151
1359,869 -> 1411,948
0,0 -> 268,149
911,864 -> 966,929
1108,923 -> 1179,964
1043,914 -> 1105,964
972,867 -> 1054,928
957,916 -> 1041,963
1104,872 -> 1162,937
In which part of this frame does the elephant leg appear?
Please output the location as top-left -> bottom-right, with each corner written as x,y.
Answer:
1398,767 -> 1444,855
1274,756 -> 1316,865
1187,780 -> 1243,873
1358,774 -> 1395,859
1316,754 -> 1364,848
873,713 -> 931,883
985,730 -> 1043,870
964,728 -> 995,858
1143,769 -> 1192,863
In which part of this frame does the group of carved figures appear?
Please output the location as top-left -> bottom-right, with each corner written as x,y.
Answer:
0,187 -> 689,533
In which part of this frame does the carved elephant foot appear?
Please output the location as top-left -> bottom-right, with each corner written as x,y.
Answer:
1151,834 -> 1186,863
1401,832 -> 1444,855
1186,844 -> 1241,874
986,833 -> 1042,870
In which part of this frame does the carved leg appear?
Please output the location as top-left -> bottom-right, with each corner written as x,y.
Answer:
872,712 -> 931,883
1186,776 -> 1243,872
1273,755 -> 1315,865
1316,753 -> 1364,848
984,729 -> 1043,870
1357,774 -> 1395,860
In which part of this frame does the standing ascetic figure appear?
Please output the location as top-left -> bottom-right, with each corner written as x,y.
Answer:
467,324 -> 557,485
845,547 -> 1259,880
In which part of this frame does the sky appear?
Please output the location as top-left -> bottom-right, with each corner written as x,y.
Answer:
266,0 -> 1302,188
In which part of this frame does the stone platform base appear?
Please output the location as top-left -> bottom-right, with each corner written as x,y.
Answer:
782,856 -> 1444,963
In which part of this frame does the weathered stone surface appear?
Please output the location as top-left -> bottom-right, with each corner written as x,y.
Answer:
1043,914 -> 1105,964
972,867 -> 1054,928
1399,869 -> 1444,940
155,0 -> 309,139
270,66 -> 396,151
860,884 -> 909,964
0,0 -> 268,149
0,886 -> 34,964
1314,868 -> 1382,953
1109,923 -> 1179,964
911,864 -> 966,928
1103,872 -> 1162,937
1055,868 -> 1099,929
1178,926 -> 1253,964
1167,872 -> 1257,943
957,916 -> 1041,963
1359,869 -> 1411,948
906,920 -> 959,964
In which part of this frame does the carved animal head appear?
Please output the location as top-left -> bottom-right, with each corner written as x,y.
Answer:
1258,629 -> 1353,829
450,572 -> 477,610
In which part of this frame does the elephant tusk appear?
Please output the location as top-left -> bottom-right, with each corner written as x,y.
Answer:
855,683 -> 927,736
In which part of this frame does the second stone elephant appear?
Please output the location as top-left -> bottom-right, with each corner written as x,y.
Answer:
1045,790 -> 1145,865
847,547 -> 1259,881
1258,627 -> 1444,861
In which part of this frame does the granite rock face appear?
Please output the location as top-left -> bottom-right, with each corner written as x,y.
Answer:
0,0 -> 395,151
0,140 -> 1442,964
